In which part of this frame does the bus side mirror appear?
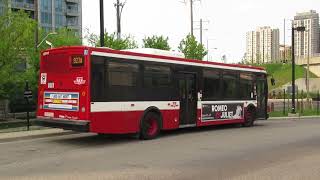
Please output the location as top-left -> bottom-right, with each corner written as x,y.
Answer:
271,77 -> 275,86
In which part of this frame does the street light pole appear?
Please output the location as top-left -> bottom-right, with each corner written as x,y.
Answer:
291,23 -> 296,114
100,0 -> 105,47
36,32 -> 57,48
206,38 -> 217,61
307,30 -> 310,103
291,23 -> 306,114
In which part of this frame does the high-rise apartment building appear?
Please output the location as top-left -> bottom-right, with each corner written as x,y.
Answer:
0,0 -> 82,34
246,26 -> 280,64
293,10 -> 320,58
279,45 -> 292,63
246,31 -> 259,64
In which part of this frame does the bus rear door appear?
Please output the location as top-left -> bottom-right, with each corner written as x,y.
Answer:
177,73 -> 197,127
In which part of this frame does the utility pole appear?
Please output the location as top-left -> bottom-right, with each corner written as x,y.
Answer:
114,0 -> 126,39
283,19 -> 286,63
34,0 -> 38,51
200,18 -> 202,45
190,0 -> 194,37
194,18 -> 208,45
100,0 -> 105,47
181,0 -> 200,36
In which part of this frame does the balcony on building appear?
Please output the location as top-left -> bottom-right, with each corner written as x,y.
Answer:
65,0 -> 79,3
66,5 -> 79,16
66,17 -> 79,28
11,0 -> 35,11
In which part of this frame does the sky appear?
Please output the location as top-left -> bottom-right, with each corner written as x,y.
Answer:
82,0 -> 319,63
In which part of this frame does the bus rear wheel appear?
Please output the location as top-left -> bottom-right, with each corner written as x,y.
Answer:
242,108 -> 256,127
140,112 -> 161,140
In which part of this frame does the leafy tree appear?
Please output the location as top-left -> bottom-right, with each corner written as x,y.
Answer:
178,34 -> 207,60
0,8 -> 82,102
86,31 -> 138,50
143,35 -> 170,50
0,10 -> 36,99
30,28 -> 82,72
45,28 -> 82,48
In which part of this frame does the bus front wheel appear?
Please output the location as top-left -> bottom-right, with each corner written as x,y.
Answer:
242,108 -> 256,127
140,112 -> 161,140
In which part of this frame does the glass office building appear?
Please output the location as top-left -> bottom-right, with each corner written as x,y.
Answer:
0,0 -> 82,35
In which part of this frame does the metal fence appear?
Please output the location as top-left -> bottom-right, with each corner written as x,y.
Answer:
268,90 -> 320,115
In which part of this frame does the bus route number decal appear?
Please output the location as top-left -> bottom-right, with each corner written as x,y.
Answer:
71,56 -> 84,67
202,103 -> 244,121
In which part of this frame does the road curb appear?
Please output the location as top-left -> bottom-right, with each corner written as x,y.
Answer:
269,116 -> 320,120
0,129 -> 78,143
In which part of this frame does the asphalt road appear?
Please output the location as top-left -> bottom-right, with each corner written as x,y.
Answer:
1,118 -> 320,180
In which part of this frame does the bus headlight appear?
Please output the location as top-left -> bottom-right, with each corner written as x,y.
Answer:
81,107 -> 85,112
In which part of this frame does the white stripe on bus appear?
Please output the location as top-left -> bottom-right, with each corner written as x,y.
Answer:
90,100 -> 258,113
91,101 -> 180,112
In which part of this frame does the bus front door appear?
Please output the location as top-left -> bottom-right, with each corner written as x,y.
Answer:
256,78 -> 268,119
177,73 -> 197,126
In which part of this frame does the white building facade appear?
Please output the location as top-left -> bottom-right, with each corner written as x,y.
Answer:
246,26 -> 280,64
293,10 -> 320,58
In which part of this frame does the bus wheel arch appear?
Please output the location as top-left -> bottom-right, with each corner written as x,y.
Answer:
242,104 -> 256,127
139,107 -> 163,140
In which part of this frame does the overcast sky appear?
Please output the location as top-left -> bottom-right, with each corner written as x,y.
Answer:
82,0 -> 319,63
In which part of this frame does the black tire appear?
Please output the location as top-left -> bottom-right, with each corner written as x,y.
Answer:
242,108 -> 256,127
97,133 -> 109,137
140,112 -> 161,140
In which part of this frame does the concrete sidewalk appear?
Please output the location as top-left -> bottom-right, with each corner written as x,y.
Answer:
269,115 -> 320,120
0,128 -> 76,143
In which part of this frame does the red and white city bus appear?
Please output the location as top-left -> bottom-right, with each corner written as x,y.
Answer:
36,46 -> 268,139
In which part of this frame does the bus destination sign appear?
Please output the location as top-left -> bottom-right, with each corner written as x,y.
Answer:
202,103 -> 244,121
71,56 -> 84,67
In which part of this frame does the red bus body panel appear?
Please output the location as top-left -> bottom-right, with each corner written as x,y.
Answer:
37,46 -> 264,134
37,47 -> 90,124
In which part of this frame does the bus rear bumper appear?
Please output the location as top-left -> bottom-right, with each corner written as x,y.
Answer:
35,117 -> 90,132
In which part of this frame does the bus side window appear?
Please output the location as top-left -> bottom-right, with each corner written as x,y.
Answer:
239,73 -> 254,100
222,71 -> 239,100
108,61 -> 139,87
91,56 -> 105,101
203,69 -> 221,101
